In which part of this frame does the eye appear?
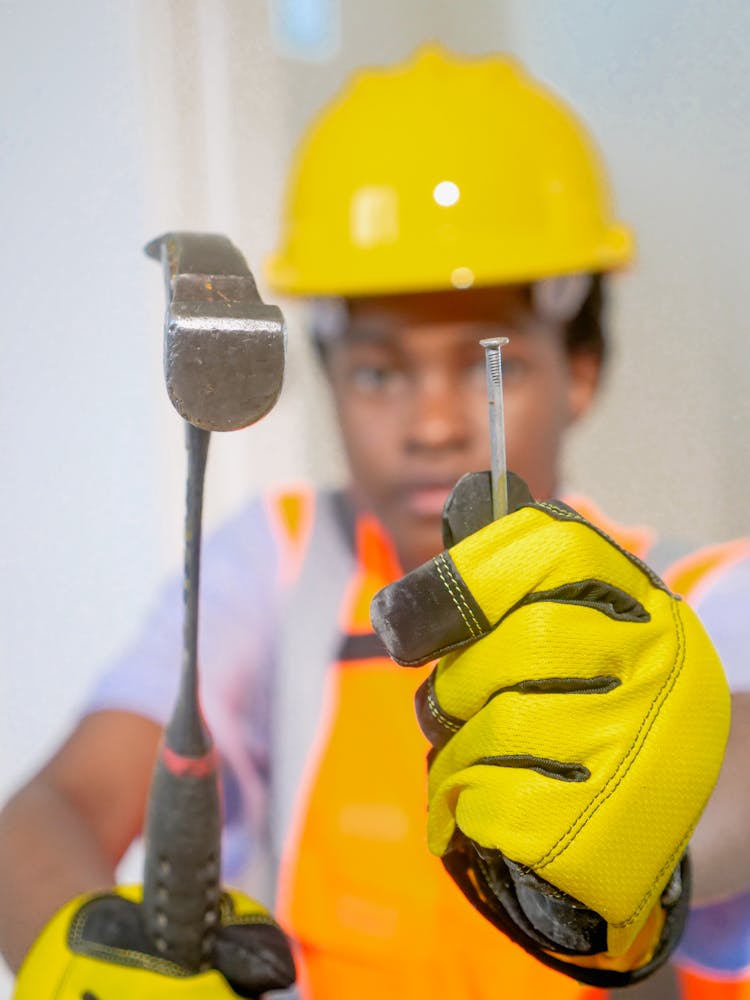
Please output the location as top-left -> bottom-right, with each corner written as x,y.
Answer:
500,356 -> 526,383
349,363 -> 403,393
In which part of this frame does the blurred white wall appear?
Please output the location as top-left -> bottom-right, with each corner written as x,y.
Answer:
1,0 -> 748,992
1,0 -> 163,815
1,4 -> 160,993
501,0 -> 750,543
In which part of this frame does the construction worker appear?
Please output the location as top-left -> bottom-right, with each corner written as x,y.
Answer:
2,46 -> 750,999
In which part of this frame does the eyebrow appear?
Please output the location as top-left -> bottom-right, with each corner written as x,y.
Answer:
342,325 -> 399,347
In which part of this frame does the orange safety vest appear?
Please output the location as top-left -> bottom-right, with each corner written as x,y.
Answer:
265,487 -> 750,1000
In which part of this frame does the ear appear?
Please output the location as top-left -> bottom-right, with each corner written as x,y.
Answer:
566,350 -> 601,424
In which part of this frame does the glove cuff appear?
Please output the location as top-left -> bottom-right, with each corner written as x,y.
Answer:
442,833 -> 690,988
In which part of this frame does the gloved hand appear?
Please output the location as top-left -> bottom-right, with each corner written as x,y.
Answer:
371,472 -> 730,989
13,884 -> 295,999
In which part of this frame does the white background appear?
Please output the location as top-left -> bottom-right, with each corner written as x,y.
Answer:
2,1 -> 749,993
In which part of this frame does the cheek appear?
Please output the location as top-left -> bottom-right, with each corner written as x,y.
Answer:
461,384 -> 492,453
503,373 -> 570,487
333,391 -> 399,484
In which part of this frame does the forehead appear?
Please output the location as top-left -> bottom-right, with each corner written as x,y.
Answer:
343,286 -> 533,343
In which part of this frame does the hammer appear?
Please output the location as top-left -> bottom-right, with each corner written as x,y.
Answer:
141,232 -> 285,971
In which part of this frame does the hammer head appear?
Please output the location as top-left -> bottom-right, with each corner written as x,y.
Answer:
145,232 -> 286,432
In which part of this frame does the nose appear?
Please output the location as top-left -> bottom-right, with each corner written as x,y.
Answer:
404,370 -> 471,453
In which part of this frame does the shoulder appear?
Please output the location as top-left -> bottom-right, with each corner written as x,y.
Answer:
671,541 -> 750,693
203,484 -> 326,588
563,493 -> 750,601
564,491 -> 750,691
662,539 -> 750,605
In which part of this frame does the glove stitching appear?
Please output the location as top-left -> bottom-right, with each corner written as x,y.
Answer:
532,597 -> 687,926
611,826 -> 692,929
427,682 -> 462,733
608,614 -> 703,929
534,593 -> 682,866
435,553 -> 481,636
223,913 -> 279,929
68,902 -> 189,976
434,553 -> 481,637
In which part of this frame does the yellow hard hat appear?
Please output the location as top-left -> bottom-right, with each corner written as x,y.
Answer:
266,45 -> 633,297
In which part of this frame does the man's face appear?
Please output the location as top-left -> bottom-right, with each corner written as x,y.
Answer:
324,286 -> 599,571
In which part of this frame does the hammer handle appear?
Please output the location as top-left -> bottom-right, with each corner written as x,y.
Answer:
142,424 -> 222,971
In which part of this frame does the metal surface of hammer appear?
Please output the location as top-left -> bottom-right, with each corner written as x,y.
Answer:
141,232 -> 286,971
145,231 -> 285,431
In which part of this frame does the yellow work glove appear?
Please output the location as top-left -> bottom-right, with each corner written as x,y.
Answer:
13,884 -> 295,1000
371,472 -> 730,989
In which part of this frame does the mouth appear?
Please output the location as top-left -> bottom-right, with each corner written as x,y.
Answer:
395,481 -> 457,519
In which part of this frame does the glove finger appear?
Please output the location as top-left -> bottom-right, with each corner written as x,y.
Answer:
372,470 -> 534,669
372,501 -> 664,667
427,604 -> 729,928
213,891 -> 295,996
449,504 -> 663,632
441,470 -> 533,546
214,921 -> 296,997
427,683 -> 644,856
425,600 -> 661,732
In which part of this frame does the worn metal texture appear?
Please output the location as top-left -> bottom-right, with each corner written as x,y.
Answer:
146,232 -> 286,431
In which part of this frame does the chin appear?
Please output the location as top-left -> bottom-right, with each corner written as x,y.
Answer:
393,513 -> 445,572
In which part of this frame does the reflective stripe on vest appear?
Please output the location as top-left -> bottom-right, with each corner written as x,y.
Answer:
265,489 -> 748,1000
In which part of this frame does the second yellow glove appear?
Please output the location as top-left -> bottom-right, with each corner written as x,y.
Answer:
14,885 -> 295,1000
